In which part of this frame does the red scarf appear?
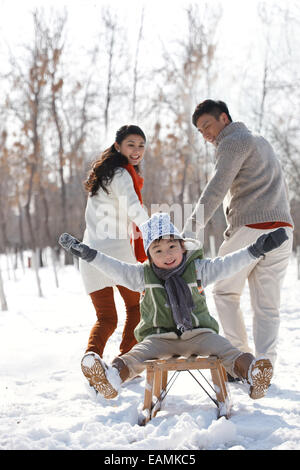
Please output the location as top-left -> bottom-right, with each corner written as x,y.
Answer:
123,164 -> 147,262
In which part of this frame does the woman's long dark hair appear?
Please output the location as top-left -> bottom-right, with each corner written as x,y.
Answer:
84,125 -> 146,197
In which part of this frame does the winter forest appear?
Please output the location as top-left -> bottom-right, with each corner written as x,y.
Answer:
1,0 -> 300,296
1,0 -> 300,452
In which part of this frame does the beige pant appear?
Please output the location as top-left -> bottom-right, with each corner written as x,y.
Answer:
213,226 -> 293,366
120,329 -> 243,379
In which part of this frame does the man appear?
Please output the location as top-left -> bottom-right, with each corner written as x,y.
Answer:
184,99 -> 293,370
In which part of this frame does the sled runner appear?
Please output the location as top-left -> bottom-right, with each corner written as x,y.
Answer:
140,355 -> 231,425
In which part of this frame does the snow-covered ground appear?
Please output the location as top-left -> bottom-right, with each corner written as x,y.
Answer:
1,253 -> 300,451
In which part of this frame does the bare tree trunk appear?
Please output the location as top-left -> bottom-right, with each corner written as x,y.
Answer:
24,165 -> 37,249
23,20 -> 45,296
103,10 -> 116,137
32,248 -> 43,297
101,9 -> 128,137
178,152 -> 190,206
39,183 -> 60,287
257,56 -> 269,133
51,86 -> 67,229
0,263 -> 8,311
132,7 -> 144,120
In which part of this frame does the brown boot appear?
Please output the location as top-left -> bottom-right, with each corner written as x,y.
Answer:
234,353 -> 273,400
111,357 -> 130,382
81,352 -> 121,399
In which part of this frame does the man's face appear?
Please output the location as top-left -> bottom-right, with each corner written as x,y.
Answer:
196,112 -> 229,145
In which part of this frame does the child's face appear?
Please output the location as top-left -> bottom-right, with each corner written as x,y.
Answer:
148,238 -> 185,269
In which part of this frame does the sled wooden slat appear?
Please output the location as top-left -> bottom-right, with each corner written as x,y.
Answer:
141,355 -> 231,425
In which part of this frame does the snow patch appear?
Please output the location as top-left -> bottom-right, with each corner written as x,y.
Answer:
82,353 -> 99,368
252,367 -> 260,377
106,365 -> 122,391
1,256 -> 300,450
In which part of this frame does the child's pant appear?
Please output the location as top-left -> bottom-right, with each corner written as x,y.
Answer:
119,330 -> 243,379
86,286 -> 141,357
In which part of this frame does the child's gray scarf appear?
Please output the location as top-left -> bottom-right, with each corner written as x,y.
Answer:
152,254 -> 194,334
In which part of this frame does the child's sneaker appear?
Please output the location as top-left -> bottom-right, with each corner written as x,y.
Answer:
81,352 -> 120,399
248,358 -> 273,399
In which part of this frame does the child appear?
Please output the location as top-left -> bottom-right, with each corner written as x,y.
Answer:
59,212 -> 288,401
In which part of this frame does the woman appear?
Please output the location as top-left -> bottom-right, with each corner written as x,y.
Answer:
79,125 -> 149,368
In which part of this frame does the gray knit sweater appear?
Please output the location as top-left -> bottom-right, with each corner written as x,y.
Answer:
187,122 -> 293,233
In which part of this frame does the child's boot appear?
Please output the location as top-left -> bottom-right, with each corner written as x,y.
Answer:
233,352 -> 273,399
81,352 -> 127,399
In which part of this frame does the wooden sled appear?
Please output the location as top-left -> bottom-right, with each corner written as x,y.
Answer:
140,355 -> 231,425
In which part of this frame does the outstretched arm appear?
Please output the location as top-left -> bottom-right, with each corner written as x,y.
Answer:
196,247 -> 253,287
196,228 -> 288,287
59,233 -> 145,293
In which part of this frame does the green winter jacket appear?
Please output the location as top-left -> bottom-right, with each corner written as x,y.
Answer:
134,249 -> 219,342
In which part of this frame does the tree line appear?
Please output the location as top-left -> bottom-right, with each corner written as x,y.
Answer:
0,2 -> 300,304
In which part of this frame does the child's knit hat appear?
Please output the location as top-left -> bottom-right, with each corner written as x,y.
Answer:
140,212 -> 201,254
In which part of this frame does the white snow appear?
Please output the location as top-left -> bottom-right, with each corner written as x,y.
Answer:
252,368 -> 260,377
106,364 -> 122,392
81,353 -> 99,368
1,254 -> 300,451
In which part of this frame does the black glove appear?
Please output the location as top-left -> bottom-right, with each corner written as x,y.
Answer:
59,233 -> 97,262
248,228 -> 288,258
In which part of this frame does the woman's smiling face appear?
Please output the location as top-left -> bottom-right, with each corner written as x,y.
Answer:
148,238 -> 185,269
115,134 -> 146,166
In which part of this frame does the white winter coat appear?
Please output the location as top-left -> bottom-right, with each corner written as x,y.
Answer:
79,168 -> 149,293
